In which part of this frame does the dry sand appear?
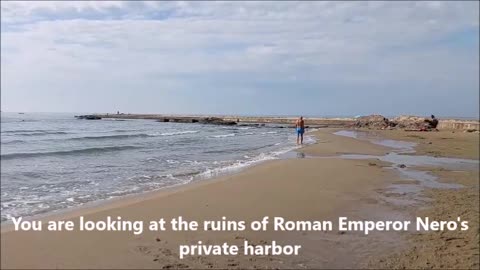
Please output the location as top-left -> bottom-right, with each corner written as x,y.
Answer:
1,128 -> 478,269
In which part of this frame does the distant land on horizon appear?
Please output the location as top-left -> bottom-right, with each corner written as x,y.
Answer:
1,111 -> 478,121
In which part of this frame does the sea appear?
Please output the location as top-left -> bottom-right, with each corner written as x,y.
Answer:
1,112 -> 314,222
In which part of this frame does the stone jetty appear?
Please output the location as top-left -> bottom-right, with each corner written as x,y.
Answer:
75,113 -> 479,131
79,114 -> 354,128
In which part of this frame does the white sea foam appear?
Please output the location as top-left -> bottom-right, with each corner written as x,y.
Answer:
195,141 -> 309,180
149,130 -> 199,136
212,133 -> 235,138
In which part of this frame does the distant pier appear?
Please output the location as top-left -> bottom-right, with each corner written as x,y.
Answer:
75,113 -> 479,130
81,114 -> 355,128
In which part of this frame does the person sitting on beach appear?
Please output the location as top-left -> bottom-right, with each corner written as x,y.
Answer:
295,116 -> 305,145
424,114 -> 439,130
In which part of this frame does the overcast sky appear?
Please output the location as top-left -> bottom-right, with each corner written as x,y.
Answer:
1,1 -> 479,117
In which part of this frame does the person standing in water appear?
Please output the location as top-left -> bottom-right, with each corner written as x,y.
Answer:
295,116 -> 305,145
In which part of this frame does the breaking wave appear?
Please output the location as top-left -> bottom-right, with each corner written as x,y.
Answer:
1,146 -> 141,160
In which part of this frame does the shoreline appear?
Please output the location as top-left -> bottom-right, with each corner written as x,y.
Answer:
0,131 -> 318,229
0,126 -> 395,230
1,128 -> 402,269
1,128 -> 478,269
0,158 -> 284,232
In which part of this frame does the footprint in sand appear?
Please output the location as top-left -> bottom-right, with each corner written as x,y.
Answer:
160,248 -> 174,257
136,245 -> 152,255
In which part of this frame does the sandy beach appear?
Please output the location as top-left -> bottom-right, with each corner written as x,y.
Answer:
1,128 -> 478,269
2,1 -> 478,269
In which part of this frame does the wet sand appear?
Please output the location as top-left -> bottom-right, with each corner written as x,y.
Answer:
1,128 -> 478,269
368,130 -> 479,269
373,129 -> 479,160
369,167 -> 479,269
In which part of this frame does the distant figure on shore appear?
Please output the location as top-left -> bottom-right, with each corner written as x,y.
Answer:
424,114 -> 439,130
295,116 -> 305,145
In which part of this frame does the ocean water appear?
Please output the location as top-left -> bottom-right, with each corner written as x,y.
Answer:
1,112 -> 312,222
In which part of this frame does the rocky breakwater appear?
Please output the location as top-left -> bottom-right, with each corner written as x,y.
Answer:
82,114 -> 355,128
354,114 -> 479,131
75,115 -> 102,120
223,116 -> 355,127
437,119 -> 480,131
77,114 -> 238,126
353,115 -> 394,129
198,117 -> 237,126
154,116 -> 237,125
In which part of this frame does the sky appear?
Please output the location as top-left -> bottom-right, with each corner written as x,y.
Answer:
1,1 -> 479,117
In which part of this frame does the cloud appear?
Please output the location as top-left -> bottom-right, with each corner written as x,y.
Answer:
1,1 -> 479,116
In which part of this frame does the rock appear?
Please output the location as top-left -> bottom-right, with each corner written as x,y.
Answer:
354,114 -> 442,131
398,164 -> 407,168
354,114 -> 393,129
199,117 -> 237,126
75,115 -> 102,120
392,115 -> 427,130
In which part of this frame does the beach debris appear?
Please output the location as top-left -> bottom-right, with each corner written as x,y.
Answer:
156,237 -> 161,242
